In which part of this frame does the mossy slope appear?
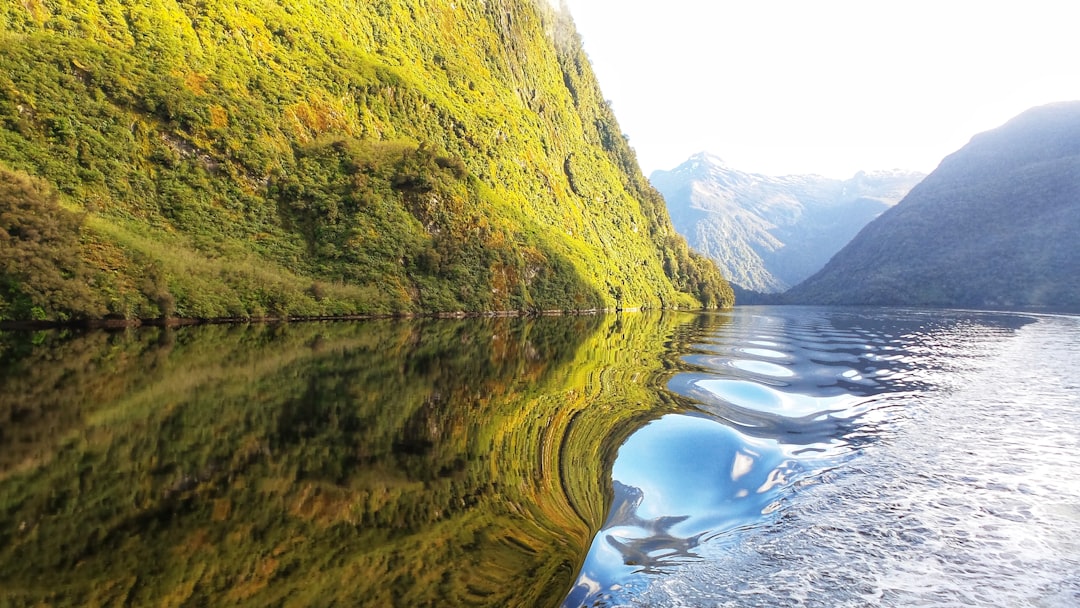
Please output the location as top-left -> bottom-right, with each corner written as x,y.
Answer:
0,0 -> 731,322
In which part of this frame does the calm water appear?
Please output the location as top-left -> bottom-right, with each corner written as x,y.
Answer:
1,307 -> 1078,606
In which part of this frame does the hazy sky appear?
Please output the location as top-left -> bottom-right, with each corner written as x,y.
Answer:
558,0 -> 1080,178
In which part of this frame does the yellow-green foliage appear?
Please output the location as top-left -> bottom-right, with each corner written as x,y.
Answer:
0,312 -> 727,606
0,0 -> 732,321
0,168 -> 107,320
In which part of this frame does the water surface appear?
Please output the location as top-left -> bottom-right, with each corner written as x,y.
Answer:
566,307 -> 1080,607
2,307 -> 1078,607
0,314 -> 685,606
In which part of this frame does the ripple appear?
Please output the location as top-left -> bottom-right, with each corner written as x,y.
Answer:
693,378 -> 857,418
565,307 -> 1061,607
729,359 -> 795,378
737,347 -> 789,360
563,414 -> 803,607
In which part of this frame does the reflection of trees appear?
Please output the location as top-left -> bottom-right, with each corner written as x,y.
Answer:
0,312 -> 699,606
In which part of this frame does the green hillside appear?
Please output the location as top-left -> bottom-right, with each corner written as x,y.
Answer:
0,0 -> 731,323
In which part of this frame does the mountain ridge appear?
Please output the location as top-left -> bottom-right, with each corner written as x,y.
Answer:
651,153 -> 923,292
786,101 -> 1080,311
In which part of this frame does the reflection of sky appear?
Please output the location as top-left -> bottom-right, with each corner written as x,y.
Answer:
695,378 -> 861,418
612,415 -> 786,527
730,358 -> 795,378
739,347 -> 788,359
565,307 -> 1041,607
564,414 -> 795,606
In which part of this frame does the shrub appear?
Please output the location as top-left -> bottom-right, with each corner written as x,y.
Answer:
0,167 -> 107,321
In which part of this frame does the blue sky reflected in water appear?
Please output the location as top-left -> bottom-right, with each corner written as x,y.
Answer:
563,307 -> 1068,607
563,413 -> 796,606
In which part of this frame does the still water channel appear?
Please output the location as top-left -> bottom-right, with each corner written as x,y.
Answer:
1,307 -> 1078,606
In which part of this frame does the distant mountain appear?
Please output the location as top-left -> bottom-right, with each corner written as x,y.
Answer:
651,153 -> 923,293
786,102 -> 1080,312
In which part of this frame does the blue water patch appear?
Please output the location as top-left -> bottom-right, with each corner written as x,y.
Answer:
563,413 -> 800,606
564,307 -> 1062,607
692,378 -> 857,418
729,358 -> 795,378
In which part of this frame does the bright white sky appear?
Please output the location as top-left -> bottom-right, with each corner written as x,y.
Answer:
557,0 -> 1080,178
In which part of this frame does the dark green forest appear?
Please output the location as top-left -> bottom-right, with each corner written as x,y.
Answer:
0,0 -> 732,323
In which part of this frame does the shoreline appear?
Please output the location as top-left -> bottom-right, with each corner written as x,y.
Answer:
0,307 -> 654,331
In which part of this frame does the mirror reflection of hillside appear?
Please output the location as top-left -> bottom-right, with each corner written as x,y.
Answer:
0,313 -> 711,607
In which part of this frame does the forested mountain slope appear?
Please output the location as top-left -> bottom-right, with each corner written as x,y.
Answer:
0,0 -> 731,323
652,153 -> 921,292
786,102 -> 1080,311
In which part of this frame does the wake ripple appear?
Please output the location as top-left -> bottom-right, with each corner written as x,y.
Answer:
566,307 -> 1079,607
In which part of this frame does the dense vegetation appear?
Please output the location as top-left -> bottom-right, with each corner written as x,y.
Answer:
0,169 -> 107,320
786,102 -> 1080,312
0,0 -> 731,322
0,313 -> 725,606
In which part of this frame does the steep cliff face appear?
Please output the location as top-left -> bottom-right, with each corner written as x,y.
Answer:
652,153 -> 922,293
786,102 -> 1080,311
0,0 -> 731,322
